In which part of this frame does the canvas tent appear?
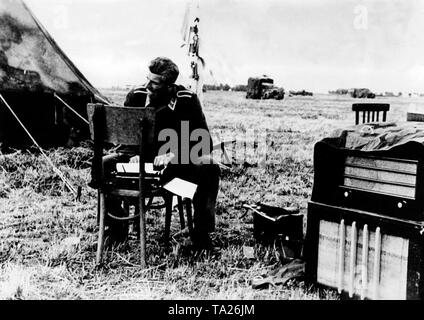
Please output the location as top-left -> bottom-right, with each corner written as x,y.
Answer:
0,0 -> 109,149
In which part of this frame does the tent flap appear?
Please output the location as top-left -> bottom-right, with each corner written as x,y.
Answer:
0,0 -> 109,148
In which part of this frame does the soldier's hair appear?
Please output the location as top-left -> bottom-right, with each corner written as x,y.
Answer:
149,57 -> 179,84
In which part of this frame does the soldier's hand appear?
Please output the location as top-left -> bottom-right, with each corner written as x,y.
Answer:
154,153 -> 175,169
129,156 -> 140,163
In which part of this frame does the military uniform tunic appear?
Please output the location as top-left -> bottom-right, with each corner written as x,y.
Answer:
123,84 -> 213,163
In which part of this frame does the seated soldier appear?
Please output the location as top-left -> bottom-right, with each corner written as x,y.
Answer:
90,57 -> 220,249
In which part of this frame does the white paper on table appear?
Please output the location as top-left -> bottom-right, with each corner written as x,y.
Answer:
116,163 -> 158,175
163,178 -> 198,200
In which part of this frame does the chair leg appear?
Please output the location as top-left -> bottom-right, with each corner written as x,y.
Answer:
177,196 -> 185,229
139,196 -> 147,268
164,194 -> 173,244
134,204 -> 140,240
123,201 -> 132,234
96,190 -> 101,225
185,199 -> 194,240
96,192 -> 106,265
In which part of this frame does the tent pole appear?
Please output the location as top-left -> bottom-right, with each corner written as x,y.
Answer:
0,93 -> 77,196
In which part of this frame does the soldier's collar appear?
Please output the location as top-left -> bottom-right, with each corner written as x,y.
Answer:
167,97 -> 177,111
154,96 -> 176,113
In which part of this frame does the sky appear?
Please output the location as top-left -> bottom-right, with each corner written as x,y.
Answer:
23,0 -> 424,93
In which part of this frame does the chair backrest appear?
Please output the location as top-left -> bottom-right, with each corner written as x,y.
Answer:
352,103 -> 390,125
87,103 -> 155,146
87,103 -> 156,186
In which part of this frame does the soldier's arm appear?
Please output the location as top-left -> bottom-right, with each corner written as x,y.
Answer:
124,87 -> 147,107
179,91 -> 213,156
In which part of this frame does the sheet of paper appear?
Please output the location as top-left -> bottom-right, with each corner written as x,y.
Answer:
116,162 -> 158,175
163,178 -> 198,200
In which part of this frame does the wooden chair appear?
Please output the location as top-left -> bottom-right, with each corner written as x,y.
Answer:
352,103 -> 390,125
87,103 -> 193,267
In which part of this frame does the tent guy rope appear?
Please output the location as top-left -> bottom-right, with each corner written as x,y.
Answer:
53,93 -> 89,125
94,93 -> 112,106
0,93 -> 77,196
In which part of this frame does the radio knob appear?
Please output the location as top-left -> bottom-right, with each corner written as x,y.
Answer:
397,201 -> 406,209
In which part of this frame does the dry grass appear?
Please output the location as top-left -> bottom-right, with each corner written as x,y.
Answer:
0,90 -> 422,300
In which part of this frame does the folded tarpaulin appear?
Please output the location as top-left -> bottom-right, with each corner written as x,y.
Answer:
322,121 -> 424,152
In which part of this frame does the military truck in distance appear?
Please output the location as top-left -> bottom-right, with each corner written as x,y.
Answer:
246,76 -> 285,100
349,88 -> 376,99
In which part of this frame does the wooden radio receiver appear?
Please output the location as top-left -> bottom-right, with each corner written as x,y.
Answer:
305,141 -> 424,300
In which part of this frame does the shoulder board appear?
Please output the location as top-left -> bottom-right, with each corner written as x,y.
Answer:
176,90 -> 194,98
133,87 -> 148,94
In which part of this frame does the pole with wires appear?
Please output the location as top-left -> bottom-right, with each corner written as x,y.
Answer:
181,0 -> 204,104
0,93 -> 77,196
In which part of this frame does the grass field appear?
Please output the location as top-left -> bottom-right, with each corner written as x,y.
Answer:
0,90 -> 423,300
